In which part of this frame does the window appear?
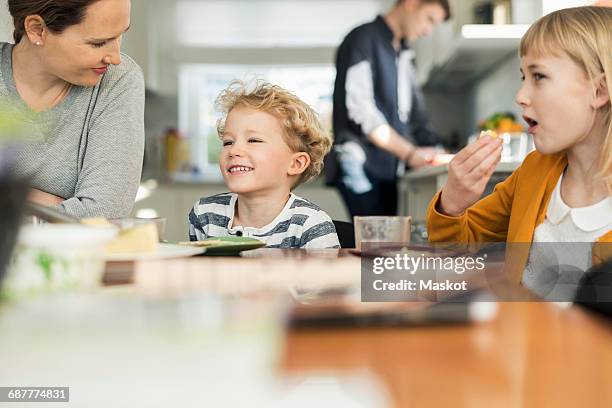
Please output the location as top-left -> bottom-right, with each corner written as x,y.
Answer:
178,64 -> 335,181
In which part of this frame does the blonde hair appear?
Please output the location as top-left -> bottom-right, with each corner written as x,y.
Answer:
519,6 -> 612,191
215,80 -> 332,187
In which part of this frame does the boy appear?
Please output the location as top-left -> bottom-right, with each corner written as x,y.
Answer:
188,81 -> 340,249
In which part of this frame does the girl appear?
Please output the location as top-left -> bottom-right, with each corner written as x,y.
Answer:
427,6 -> 612,289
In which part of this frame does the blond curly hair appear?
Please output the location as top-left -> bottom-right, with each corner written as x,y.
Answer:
215,80 -> 332,188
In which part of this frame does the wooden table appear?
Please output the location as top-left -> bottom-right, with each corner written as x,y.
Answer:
282,302 -> 612,407
122,250 -> 612,407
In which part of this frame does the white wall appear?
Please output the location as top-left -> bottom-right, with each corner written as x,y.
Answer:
423,90 -> 473,145
0,2 -> 12,43
122,0 -> 394,95
470,54 -> 523,131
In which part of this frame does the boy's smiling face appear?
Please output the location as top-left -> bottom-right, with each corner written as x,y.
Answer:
219,107 -> 303,195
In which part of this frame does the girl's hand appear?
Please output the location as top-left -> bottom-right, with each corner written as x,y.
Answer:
439,137 -> 503,216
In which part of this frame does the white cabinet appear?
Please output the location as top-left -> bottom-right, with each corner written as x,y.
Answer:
415,0 -> 530,90
415,0 -> 592,90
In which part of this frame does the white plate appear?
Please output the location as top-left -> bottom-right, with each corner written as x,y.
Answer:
105,243 -> 205,262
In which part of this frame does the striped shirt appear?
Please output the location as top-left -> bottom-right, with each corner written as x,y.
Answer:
188,193 -> 340,249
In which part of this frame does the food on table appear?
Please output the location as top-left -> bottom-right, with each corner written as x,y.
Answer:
178,237 -> 266,255
81,217 -> 113,227
82,218 -> 159,254
179,239 -> 228,247
105,223 -> 158,254
179,237 -> 263,247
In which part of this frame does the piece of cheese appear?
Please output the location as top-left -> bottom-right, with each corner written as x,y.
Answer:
105,223 -> 159,254
81,217 -> 113,227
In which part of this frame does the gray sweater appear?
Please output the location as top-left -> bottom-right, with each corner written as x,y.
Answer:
0,42 -> 145,218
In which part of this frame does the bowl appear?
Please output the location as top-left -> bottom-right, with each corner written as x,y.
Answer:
3,224 -> 118,298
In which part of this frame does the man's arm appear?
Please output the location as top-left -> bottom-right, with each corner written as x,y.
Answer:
368,124 -> 432,167
344,59 -> 431,167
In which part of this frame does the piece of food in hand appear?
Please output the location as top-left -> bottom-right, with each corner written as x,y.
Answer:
105,223 -> 159,254
479,130 -> 499,140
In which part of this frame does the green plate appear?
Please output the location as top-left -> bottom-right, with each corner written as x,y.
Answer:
181,236 -> 266,256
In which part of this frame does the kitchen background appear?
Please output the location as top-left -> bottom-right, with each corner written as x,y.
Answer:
0,0 -> 595,241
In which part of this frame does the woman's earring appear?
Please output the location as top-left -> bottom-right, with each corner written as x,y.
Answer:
35,41 -> 41,46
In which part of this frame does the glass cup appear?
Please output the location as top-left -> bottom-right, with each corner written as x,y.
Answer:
354,216 -> 412,251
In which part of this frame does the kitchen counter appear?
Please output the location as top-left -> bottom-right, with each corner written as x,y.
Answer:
399,161 -> 521,224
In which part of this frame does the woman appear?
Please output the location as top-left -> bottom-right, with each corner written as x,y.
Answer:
0,0 -> 144,218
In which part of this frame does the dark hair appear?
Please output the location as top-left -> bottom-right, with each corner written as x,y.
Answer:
8,0 -> 102,44
396,0 -> 452,22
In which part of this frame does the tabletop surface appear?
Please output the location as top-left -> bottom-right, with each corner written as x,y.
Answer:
125,250 -> 612,407
2,249 -> 611,407
282,301 -> 612,408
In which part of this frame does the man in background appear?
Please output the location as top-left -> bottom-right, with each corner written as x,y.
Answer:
328,0 -> 451,218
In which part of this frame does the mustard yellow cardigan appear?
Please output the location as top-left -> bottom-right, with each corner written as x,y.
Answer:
427,151 -> 612,283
